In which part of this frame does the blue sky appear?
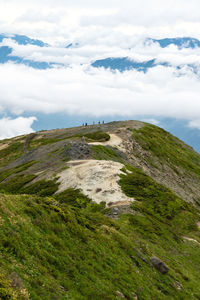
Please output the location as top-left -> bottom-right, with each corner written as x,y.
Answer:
1,0 -> 200,151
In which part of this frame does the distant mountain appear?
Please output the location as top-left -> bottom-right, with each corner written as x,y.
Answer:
0,34 -> 56,68
91,57 -> 170,72
0,45 -> 55,69
91,57 -> 157,72
1,34 -> 200,72
92,37 -> 200,72
0,33 -> 48,47
66,42 -> 79,48
148,37 -> 200,49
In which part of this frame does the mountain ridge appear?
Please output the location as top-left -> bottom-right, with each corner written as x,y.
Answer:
1,120 -> 200,204
0,120 -> 200,299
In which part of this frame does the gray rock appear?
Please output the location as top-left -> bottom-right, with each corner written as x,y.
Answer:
150,257 -> 169,274
107,204 -> 135,219
64,141 -> 90,160
131,292 -> 138,299
116,290 -> 125,298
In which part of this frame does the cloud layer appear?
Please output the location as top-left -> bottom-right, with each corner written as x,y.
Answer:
1,0 -> 200,43
1,0 -> 200,136
0,62 -> 200,120
0,116 -> 36,139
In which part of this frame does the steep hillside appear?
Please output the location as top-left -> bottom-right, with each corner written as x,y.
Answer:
0,120 -> 200,299
1,120 -> 200,204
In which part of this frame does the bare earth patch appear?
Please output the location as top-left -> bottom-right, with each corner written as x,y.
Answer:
88,133 -> 126,152
183,236 -> 200,246
0,143 -> 9,151
57,159 -> 134,206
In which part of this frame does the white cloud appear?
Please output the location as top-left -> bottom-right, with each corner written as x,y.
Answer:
3,32 -> 200,71
141,118 -> 160,125
188,119 -> 200,130
1,0 -> 200,43
0,116 -> 36,139
1,0 -> 200,136
0,62 -> 200,122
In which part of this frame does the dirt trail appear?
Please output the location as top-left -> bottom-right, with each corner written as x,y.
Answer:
88,134 -> 126,152
183,236 -> 200,245
57,159 -> 134,206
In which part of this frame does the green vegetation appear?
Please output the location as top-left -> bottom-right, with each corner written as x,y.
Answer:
84,131 -> 110,142
0,161 -> 37,182
55,188 -> 91,207
28,131 -> 110,150
21,179 -> 59,196
0,122 -> 200,299
119,166 -> 198,234
91,145 -> 123,162
28,138 -> 66,149
132,124 -> 200,175
0,175 -> 59,197
0,173 -> 200,299
0,174 -> 36,194
0,142 -> 24,167
0,272 -> 22,299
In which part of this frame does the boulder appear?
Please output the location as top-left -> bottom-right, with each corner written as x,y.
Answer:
150,257 -> 169,274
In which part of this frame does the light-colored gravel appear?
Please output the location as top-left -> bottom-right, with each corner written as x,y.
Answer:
183,236 -> 200,245
57,159 -> 134,206
0,143 -> 9,151
88,133 -> 126,153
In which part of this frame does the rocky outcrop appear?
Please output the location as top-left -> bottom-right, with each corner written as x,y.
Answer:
150,257 -> 169,274
64,141 -> 90,160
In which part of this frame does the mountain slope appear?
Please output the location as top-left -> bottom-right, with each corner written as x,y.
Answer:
0,34 -> 47,47
1,34 -> 200,73
1,120 -> 200,204
148,37 -> 200,49
0,120 -> 200,299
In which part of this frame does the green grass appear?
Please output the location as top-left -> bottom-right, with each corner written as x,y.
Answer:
0,161 -> 37,182
0,272 -> 23,299
0,175 -> 59,197
55,188 -> 91,208
0,166 -> 199,299
1,124 -> 200,299
132,124 -> 200,176
28,131 -> 110,150
20,179 -> 59,197
0,174 -> 37,194
84,131 -> 110,142
28,138 -> 66,150
0,142 -> 24,167
91,145 -> 123,162
119,166 -> 198,232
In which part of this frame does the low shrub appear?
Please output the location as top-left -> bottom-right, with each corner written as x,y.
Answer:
84,131 -> 110,142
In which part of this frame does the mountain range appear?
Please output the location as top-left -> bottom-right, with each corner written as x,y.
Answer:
1,33 -> 200,154
0,34 -> 200,71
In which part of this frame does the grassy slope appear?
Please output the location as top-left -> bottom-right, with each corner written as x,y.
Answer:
0,123 -> 200,299
132,124 -> 200,177
131,124 -> 200,204
0,167 -> 200,299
